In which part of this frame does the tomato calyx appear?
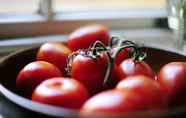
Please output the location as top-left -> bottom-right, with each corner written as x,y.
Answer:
129,47 -> 147,62
89,40 -> 109,59
65,42 -> 107,77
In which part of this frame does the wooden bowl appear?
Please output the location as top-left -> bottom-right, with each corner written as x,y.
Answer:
0,46 -> 186,118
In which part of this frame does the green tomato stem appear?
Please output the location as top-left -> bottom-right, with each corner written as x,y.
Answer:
103,44 -> 139,86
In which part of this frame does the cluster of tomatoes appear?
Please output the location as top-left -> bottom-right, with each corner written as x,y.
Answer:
16,24 -> 186,116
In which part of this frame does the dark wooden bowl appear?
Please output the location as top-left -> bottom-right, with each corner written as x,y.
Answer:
0,46 -> 186,118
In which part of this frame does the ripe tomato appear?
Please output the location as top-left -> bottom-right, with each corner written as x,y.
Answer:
37,42 -> 72,75
117,58 -> 154,80
112,48 -> 129,65
67,24 -> 110,51
81,89 -> 163,117
32,77 -> 89,109
81,90 -> 141,114
157,62 -> 186,107
116,75 -> 166,110
70,52 -> 119,95
16,61 -> 62,97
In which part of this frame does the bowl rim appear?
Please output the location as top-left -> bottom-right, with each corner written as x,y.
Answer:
0,45 -> 186,117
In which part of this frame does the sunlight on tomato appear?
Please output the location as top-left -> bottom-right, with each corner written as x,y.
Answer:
16,61 -> 62,97
157,62 -> 186,107
67,24 -> 110,51
71,53 -> 119,95
32,77 -> 89,109
116,75 -> 167,110
117,58 -> 154,80
37,42 -> 72,75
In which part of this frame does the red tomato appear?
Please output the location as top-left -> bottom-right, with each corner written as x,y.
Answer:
116,75 -> 166,110
67,24 -> 110,51
157,62 -> 186,107
71,53 -> 119,95
16,61 -> 62,97
37,42 -> 72,75
81,90 -> 142,114
32,77 -> 89,109
81,89 -> 163,117
117,58 -> 154,80
112,48 -> 129,65
114,46 -> 133,65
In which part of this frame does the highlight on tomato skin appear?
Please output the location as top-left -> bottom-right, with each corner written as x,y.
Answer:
80,88 -> 163,117
70,53 -> 107,95
16,61 -> 62,97
37,42 -> 72,75
157,62 -> 186,107
67,24 -> 110,51
81,90 -> 143,114
81,76 -> 166,117
117,58 -> 154,80
32,77 -> 89,109
70,52 -> 119,96
116,75 -> 167,110
113,48 -> 130,65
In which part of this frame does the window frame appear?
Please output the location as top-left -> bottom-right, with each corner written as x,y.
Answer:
0,0 -> 167,38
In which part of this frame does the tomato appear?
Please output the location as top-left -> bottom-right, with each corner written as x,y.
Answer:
113,48 -> 129,65
67,24 -> 110,51
157,62 -> 186,107
37,42 -> 72,75
81,90 -> 141,114
115,49 -> 129,65
16,61 -> 62,97
70,52 -> 119,95
116,75 -> 166,110
81,89 -> 162,117
117,58 -> 154,80
81,76 -> 165,117
32,77 -> 89,109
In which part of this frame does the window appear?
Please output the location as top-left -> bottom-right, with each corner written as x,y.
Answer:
0,0 -> 167,38
54,0 -> 166,12
0,0 -> 39,14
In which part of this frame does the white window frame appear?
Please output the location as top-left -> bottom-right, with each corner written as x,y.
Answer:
0,0 -> 167,38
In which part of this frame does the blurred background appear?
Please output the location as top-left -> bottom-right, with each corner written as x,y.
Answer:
0,0 -> 177,57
